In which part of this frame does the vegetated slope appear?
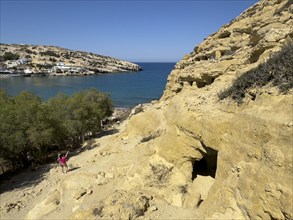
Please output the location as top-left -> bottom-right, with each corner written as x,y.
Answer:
219,44 -> 293,103
219,42 -> 293,103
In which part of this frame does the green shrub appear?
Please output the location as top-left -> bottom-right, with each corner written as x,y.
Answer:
49,57 -> 57,62
25,49 -> 33,54
39,50 -> 60,58
62,53 -> 71,59
218,43 -> 293,103
3,52 -> 20,61
36,63 -> 54,69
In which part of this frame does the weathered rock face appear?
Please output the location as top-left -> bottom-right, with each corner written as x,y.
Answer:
164,0 -> 293,99
125,0 -> 293,219
0,44 -> 142,73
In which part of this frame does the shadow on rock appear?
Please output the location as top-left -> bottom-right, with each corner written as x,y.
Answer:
0,164 -> 52,194
94,128 -> 119,139
68,166 -> 81,172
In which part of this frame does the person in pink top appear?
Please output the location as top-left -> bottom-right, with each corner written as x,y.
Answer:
57,151 -> 69,174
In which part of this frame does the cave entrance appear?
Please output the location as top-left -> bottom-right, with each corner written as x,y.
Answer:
192,148 -> 218,180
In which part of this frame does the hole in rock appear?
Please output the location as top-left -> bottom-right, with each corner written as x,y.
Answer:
192,148 -> 218,180
218,30 -> 231,39
196,81 -> 207,88
190,146 -> 218,206
195,77 -> 215,89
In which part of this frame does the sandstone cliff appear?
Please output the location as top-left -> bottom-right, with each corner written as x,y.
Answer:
125,0 -> 293,218
0,0 -> 292,219
0,44 -> 142,74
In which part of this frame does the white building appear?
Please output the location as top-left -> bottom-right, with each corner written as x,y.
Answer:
56,62 -> 70,70
5,60 -> 18,68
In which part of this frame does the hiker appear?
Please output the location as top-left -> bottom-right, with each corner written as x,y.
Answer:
57,151 -> 69,174
26,152 -> 35,170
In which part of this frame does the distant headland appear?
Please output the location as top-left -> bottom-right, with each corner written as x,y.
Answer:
0,44 -> 142,77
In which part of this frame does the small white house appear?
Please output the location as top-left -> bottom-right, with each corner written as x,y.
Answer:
56,62 -> 70,70
17,59 -> 28,64
56,62 -> 65,66
5,60 -> 18,68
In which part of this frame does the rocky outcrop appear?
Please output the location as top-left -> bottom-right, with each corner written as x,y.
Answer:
0,44 -> 142,74
164,0 -> 292,98
124,0 -> 293,219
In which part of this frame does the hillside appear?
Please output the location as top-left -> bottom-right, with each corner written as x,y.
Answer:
0,0 -> 292,219
0,44 -> 142,75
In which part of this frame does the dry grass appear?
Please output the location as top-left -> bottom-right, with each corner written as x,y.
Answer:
219,43 -> 293,103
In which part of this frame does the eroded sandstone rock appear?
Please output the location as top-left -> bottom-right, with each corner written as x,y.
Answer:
71,190 -> 152,220
125,0 -> 293,219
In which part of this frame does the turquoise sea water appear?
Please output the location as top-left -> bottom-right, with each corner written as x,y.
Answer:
0,63 -> 175,108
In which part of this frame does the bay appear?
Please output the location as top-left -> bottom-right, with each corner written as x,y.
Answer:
0,62 -> 175,108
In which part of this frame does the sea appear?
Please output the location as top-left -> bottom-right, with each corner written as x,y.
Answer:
0,63 -> 175,108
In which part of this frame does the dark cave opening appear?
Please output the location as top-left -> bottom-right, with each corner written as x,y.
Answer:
192,148 -> 218,180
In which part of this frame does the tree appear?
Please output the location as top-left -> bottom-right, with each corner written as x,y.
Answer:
0,88 -> 113,170
69,89 -> 112,142
46,93 -> 71,146
0,91 -> 30,168
47,89 -> 113,145
0,90 -> 14,161
0,91 -> 53,168
26,104 -> 57,153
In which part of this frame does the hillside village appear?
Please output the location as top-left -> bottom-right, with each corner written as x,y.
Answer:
0,44 -> 142,76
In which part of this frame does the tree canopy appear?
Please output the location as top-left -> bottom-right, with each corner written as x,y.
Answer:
0,89 -> 112,169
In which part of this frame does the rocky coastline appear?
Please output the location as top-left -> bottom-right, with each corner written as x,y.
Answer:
0,44 -> 142,76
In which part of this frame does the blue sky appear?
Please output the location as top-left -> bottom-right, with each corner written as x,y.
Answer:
0,0 -> 258,62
